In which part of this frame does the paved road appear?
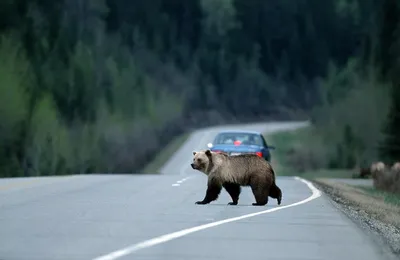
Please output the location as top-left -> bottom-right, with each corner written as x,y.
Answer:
0,121 -> 397,260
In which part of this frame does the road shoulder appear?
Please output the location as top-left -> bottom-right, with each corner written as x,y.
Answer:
312,178 -> 400,257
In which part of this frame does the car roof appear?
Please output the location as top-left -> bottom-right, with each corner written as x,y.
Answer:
215,130 -> 262,135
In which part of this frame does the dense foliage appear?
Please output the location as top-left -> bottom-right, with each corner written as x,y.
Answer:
0,0 -> 399,176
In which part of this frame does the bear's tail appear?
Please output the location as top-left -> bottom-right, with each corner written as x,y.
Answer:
269,182 -> 282,205
270,165 -> 276,182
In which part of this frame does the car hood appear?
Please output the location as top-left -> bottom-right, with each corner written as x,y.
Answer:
210,144 -> 261,153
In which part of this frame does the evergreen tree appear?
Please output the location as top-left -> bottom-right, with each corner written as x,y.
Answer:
379,85 -> 400,163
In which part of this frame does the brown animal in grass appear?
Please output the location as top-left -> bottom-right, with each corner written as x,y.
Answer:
370,161 -> 385,179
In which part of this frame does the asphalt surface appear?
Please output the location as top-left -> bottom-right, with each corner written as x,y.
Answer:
0,121 -> 396,260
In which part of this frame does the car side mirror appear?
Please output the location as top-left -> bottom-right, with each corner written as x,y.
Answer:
266,145 -> 275,150
207,143 -> 213,148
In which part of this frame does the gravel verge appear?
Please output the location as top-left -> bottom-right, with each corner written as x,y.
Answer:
312,178 -> 400,258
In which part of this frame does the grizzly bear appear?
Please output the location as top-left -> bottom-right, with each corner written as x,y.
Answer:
190,149 -> 282,206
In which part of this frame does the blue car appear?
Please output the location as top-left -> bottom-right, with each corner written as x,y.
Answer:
207,130 -> 275,162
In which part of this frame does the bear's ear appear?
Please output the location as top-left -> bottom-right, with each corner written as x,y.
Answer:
205,149 -> 212,157
192,151 -> 197,156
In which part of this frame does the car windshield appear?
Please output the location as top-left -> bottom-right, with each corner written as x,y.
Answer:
213,132 -> 264,146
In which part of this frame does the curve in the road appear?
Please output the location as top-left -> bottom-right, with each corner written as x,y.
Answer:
90,120 -> 313,260
1,120 -> 395,260
92,177 -> 321,260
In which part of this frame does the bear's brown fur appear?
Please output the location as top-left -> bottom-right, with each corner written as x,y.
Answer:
190,149 -> 282,206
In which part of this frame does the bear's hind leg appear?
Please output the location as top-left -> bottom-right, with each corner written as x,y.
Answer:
223,182 -> 241,205
251,185 -> 269,206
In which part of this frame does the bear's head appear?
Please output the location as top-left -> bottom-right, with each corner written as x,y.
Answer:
370,161 -> 385,179
371,161 -> 385,173
391,162 -> 400,172
191,149 -> 213,174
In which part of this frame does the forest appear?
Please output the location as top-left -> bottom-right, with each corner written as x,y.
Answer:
0,0 -> 399,177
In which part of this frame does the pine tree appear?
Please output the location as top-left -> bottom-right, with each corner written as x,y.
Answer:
379,85 -> 400,163
378,0 -> 400,164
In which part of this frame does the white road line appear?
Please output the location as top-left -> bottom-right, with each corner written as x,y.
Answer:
91,176 -> 322,260
172,176 -> 193,187
177,177 -> 191,183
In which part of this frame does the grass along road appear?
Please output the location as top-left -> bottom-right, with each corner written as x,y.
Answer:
266,126 -> 355,179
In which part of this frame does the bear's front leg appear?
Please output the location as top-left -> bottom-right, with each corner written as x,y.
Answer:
196,182 -> 222,205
